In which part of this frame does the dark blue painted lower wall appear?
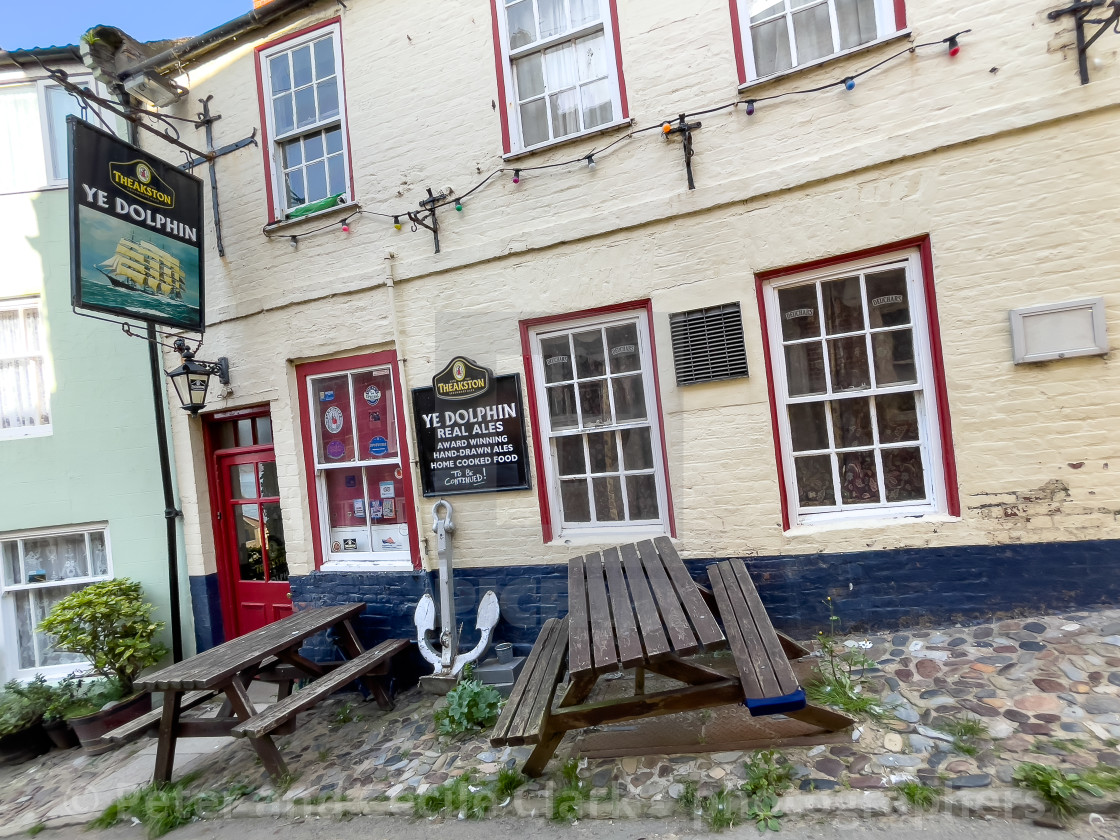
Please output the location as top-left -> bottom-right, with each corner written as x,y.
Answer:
188,573 -> 224,652
191,539 -> 1120,658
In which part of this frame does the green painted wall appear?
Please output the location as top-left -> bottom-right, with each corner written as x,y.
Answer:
0,186 -> 189,680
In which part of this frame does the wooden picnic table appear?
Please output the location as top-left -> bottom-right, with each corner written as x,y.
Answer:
492,537 -> 853,775
134,603 -> 407,782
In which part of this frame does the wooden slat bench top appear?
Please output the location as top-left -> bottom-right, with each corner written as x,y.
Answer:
232,638 -> 409,739
138,603 -> 367,691
568,538 -> 725,678
707,559 -> 800,700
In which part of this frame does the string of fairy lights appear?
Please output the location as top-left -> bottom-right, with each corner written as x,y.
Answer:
262,30 -> 970,247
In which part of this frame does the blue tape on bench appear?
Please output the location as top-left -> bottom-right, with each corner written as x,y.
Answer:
744,688 -> 806,717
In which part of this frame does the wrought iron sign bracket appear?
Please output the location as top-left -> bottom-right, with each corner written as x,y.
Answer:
1049,0 -> 1120,83
663,113 -> 703,190
190,95 -> 259,257
407,187 -> 448,254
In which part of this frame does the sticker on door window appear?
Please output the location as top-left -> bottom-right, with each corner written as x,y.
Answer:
325,440 -> 345,459
379,480 -> 395,498
382,498 -> 395,518
369,499 -> 383,518
342,538 -> 358,551
319,390 -> 335,402
368,436 -> 389,456
364,385 -> 381,406
324,406 -> 345,434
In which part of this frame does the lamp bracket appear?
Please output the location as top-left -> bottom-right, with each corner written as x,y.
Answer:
663,113 -> 703,190
407,187 -> 447,253
1049,0 -> 1120,83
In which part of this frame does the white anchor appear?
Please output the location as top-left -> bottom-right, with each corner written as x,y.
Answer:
414,499 -> 500,676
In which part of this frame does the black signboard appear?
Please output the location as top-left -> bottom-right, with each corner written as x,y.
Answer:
69,116 -> 205,332
412,357 -> 531,496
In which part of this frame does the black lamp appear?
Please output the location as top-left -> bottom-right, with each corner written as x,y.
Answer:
166,338 -> 229,415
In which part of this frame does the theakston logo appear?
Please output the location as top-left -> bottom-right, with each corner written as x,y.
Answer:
433,356 -> 491,401
108,160 -> 175,209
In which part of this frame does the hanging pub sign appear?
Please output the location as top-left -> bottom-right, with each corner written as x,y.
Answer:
68,116 -> 205,332
412,356 -> 531,496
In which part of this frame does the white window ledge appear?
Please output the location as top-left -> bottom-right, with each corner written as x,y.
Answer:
263,200 -> 361,236
738,29 -> 912,94
550,524 -> 669,547
504,118 -> 634,162
784,511 -> 959,536
0,425 -> 52,442
319,557 -> 416,573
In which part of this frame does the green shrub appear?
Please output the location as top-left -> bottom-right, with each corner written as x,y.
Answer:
433,678 -> 503,736
741,750 -> 795,798
37,579 -> 166,696
894,781 -> 939,811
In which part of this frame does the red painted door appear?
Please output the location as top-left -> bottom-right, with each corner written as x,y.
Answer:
217,449 -> 292,636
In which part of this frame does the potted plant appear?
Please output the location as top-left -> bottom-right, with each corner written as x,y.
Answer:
41,674 -> 81,750
0,677 -> 52,764
37,579 -> 167,752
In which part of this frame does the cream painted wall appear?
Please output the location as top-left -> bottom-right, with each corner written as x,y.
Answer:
141,0 -> 1120,578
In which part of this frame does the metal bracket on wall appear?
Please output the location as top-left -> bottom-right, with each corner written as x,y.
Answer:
1049,0 -> 1120,84
189,95 -> 259,257
663,113 -> 703,190
407,187 -> 448,254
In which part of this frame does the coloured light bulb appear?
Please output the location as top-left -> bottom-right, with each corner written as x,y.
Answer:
662,122 -> 672,134
341,224 -> 350,232
745,100 -> 756,116
512,170 -> 521,184
455,200 -> 463,211
393,216 -> 401,230
844,77 -> 855,91
947,36 -> 961,57
586,155 -> 596,170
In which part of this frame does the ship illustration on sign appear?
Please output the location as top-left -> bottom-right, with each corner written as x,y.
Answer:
96,236 -> 186,300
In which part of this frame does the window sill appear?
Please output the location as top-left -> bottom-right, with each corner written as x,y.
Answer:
263,200 -> 361,236
550,523 -> 668,546
503,118 -> 634,162
784,511 -> 958,536
320,557 -> 416,573
0,425 -> 52,442
738,29 -> 912,94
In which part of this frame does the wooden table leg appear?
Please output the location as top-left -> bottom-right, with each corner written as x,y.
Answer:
152,690 -> 182,784
223,676 -> 290,780
334,619 -> 394,710
634,667 -> 645,696
523,672 -> 597,777
786,704 -> 857,731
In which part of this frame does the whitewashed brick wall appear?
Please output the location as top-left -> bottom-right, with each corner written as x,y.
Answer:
138,0 -> 1120,577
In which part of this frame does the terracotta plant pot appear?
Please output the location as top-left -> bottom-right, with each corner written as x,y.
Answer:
67,693 -> 151,755
43,718 -> 80,750
0,723 -> 51,766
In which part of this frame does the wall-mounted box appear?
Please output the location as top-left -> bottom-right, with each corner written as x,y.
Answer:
1009,297 -> 1109,364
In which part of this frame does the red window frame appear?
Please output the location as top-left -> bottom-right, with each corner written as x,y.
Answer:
254,16 -> 357,224
727,0 -> 908,86
489,0 -> 630,156
755,234 -> 958,531
520,299 -> 676,543
295,351 -> 422,570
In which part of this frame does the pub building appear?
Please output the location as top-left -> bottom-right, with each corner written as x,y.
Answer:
75,0 -> 1119,659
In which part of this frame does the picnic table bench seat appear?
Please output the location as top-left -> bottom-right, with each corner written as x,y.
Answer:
102,690 -> 218,744
490,616 -> 569,747
232,638 -> 409,738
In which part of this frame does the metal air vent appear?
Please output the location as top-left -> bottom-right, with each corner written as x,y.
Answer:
669,303 -> 748,386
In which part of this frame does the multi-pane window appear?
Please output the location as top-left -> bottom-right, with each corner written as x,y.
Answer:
529,311 -> 669,537
738,0 -> 900,81
259,24 -> 350,216
0,77 -> 102,193
0,297 -> 50,438
497,0 -> 625,153
1,525 -> 112,676
763,251 -> 948,524
304,363 -> 411,567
